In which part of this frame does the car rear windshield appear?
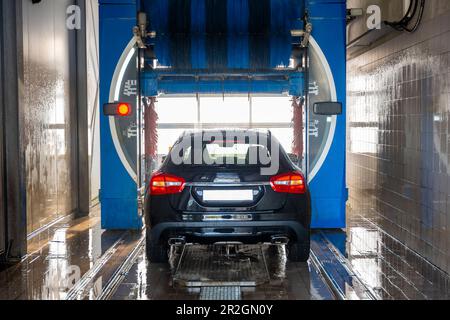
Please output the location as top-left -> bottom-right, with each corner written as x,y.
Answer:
168,134 -> 280,167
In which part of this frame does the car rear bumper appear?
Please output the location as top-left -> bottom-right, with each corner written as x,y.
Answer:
148,220 -> 309,244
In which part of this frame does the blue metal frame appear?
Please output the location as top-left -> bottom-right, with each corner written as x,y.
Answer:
99,0 -> 347,230
307,0 -> 347,228
99,0 -> 142,229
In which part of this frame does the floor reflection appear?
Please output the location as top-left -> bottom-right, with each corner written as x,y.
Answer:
111,244 -> 335,301
2,206 -> 448,300
0,208 -> 125,300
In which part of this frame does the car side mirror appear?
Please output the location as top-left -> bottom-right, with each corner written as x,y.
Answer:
313,102 -> 342,116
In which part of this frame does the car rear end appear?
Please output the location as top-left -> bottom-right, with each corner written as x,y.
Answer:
145,130 -> 311,262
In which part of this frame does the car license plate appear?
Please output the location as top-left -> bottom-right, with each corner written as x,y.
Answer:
203,190 -> 253,202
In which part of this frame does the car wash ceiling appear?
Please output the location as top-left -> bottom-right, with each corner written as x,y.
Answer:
138,0 -> 309,97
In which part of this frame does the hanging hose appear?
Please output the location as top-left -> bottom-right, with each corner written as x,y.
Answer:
385,0 -> 425,33
385,0 -> 417,31
403,0 -> 425,32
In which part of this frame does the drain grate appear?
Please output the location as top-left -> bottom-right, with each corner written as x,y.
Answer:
173,244 -> 270,287
200,286 -> 241,300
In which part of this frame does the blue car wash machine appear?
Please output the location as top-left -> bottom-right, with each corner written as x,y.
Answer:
99,0 -> 347,230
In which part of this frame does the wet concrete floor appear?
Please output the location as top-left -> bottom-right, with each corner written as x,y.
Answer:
0,208 -> 140,300
1,206 -> 449,300
110,244 -> 335,300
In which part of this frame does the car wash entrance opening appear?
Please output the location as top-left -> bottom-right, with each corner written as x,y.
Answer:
99,0 -> 346,230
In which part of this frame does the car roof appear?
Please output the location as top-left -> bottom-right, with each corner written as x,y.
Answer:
180,129 -> 271,138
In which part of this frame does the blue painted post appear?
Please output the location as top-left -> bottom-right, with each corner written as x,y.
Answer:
307,0 -> 347,228
99,0 -> 142,229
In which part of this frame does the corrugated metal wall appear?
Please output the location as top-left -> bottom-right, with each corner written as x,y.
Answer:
347,0 -> 450,274
0,0 -> 99,259
21,0 -> 78,235
86,0 -> 100,203
0,0 -> 5,256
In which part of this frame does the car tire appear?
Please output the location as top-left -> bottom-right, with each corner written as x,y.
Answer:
287,240 -> 310,262
146,235 -> 168,263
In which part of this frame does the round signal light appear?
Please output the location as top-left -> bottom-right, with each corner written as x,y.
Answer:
117,103 -> 131,116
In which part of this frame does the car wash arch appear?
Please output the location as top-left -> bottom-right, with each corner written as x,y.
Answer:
99,0 -> 346,230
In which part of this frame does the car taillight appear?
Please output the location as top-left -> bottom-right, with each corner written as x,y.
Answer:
150,172 -> 185,195
270,171 -> 306,194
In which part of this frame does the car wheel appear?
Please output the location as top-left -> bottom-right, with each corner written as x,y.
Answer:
146,235 -> 169,263
287,240 -> 310,262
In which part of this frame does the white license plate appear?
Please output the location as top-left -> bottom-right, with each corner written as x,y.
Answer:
203,190 -> 253,202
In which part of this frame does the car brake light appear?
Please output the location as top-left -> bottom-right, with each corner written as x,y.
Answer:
150,172 -> 185,195
270,171 -> 306,194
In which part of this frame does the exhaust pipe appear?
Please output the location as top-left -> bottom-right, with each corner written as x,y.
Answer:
270,235 -> 289,245
168,237 -> 186,246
